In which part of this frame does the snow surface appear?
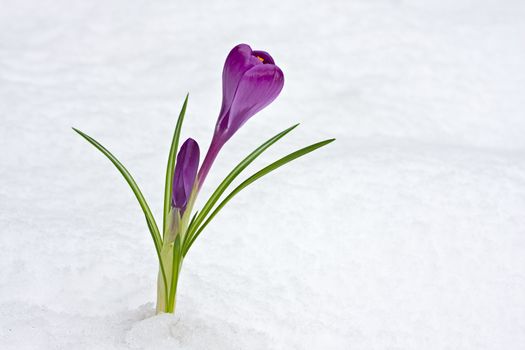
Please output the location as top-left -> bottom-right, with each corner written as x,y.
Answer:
1,0 -> 525,349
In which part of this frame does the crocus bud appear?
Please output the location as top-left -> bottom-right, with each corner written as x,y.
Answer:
198,44 -> 284,185
172,138 -> 200,212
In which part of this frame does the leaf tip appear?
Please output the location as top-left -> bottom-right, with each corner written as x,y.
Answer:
284,123 -> 300,134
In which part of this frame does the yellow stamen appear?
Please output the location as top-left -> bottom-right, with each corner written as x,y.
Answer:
256,56 -> 264,62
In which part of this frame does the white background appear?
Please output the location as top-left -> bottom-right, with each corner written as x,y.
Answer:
1,0 -> 524,349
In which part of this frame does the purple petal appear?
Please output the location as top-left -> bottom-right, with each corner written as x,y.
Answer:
172,138 -> 200,211
252,50 -> 275,65
225,64 -> 284,138
218,44 -> 262,126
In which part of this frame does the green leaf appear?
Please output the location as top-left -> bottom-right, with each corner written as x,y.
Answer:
72,128 -> 163,250
183,123 -> 299,251
183,138 -> 335,256
163,94 -> 189,237
182,210 -> 199,247
72,128 -> 168,296
167,233 -> 182,313
146,213 -> 168,305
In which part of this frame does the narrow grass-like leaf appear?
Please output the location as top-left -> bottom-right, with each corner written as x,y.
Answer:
73,128 -> 163,250
72,128 -> 168,296
183,124 -> 299,250
163,94 -> 189,237
167,234 -> 182,312
184,210 -> 199,244
183,138 -> 335,256
146,214 -> 168,305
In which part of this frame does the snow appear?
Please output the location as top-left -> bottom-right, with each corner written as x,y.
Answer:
1,0 -> 525,348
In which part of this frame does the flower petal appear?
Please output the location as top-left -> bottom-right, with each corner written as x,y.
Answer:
172,138 -> 200,211
252,50 -> 275,65
219,44 -> 262,120
225,64 -> 284,139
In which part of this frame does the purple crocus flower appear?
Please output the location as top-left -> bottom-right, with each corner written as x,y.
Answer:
172,138 -> 200,212
198,44 -> 285,185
